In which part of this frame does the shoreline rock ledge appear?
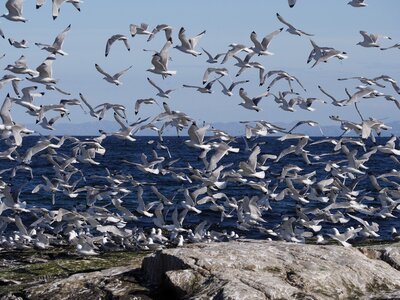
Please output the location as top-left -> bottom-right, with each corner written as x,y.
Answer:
142,239 -> 400,299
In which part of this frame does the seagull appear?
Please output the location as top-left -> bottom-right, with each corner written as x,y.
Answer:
95,63 -> 132,86
183,77 -> 220,94
35,24 -> 71,56
130,23 -> 152,37
1,0 -> 27,22
146,39 -> 176,78
266,70 -> 306,92
147,24 -> 173,42
0,74 -> 23,96
36,0 -> 82,19
147,77 -> 175,98
288,0 -> 297,7
217,79 -> 249,97
105,34 -> 130,57
8,38 -> 28,48
220,43 -> 253,64
238,88 -> 268,112
79,93 -> 100,119
203,67 -> 229,84
357,30 -> 391,48
26,55 -> 57,85
348,0 -> 367,7
374,75 -> 400,94
201,48 -> 224,64
250,28 -> 283,56
174,27 -> 206,57
338,76 -> 386,88
276,13 -> 313,36
5,55 -> 38,77
134,98 -> 157,115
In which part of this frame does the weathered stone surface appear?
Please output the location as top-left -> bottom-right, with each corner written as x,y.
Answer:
142,240 -> 400,299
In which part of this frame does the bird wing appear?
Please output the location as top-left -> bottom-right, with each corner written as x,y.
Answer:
94,63 -> 110,78
0,94 -> 13,126
113,65 -> 132,80
6,0 -> 23,16
359,31 -> 373,43
276,13 -> 293,28
261,28 -> 283,49
178,27 -> 191,49
147,77 -> 163,93
52,24 -> 71,50
189,30 -> 206,49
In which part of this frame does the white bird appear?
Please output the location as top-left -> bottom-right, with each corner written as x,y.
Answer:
27,55 -> 57,85
348,0 -> 367,7
35,24 -> 71,56
276,13 -> 313,36
95,63 -> 132,86
147,24 -> 172,42
218,79 -> 249,97
201,47 -> 224,64
5,55 -> 38,77
134,98 -> 157,115
147,39 -> 176,78
250,28 -> 283,56
183,77 -> 220,94
202,67 -> 229,84
36,0 -> 82,19
357,30 -> 391,48
174,27 -> 206,57
130,23 -> 152,37
147,77 -> 175,98
238,88 -> 268,112
8,38 -> 28,48
105,34 -> 130,57
1,0 -> 27,22
220,43 -> 253,64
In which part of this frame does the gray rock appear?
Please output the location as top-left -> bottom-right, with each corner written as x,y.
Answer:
25,265 -> 151,300
142,240 -> 400,299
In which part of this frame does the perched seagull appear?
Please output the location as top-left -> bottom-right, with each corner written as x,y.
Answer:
276,13 -> 313,36
130,23 -> 152,37
238,88 -> 268,112
217,79 -> 249,97
105,34 -> 130,57
203,67 -> 229,84
1,0 -> 27,22
348,0 -> 367,7
174,27 -> 206,56
95,63 -> 132,86
134,98 -> 157,115
357,30 -> 391,48
381,43 -> 400,51
35,24 -> 71,56
8,38 -> 28,48
288,0 -> 297,7
147,77 -> 175,98
250,28 -> 283,56
201,48 -> 224,64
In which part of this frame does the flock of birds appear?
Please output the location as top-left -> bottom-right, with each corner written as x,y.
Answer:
0,0 -> 399,255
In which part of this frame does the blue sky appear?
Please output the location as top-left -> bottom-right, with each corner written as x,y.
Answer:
1,0 -> 399,127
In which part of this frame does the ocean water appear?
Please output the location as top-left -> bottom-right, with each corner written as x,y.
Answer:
0,135 -> 398,242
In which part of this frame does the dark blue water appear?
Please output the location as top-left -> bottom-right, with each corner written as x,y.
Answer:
1,135 -> 399,242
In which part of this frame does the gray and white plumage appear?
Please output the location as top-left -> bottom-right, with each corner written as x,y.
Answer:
276,13 -> 313,36
35,24 -> 71,56
250,28 -> 283,56
174,27 -> 206,57
147,77 -> 175,98
94,63 -> 132,86
105,34 -> 130,57
1,0 -> 27,22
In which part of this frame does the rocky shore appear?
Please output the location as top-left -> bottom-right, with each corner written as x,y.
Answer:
2,240 -> 400,299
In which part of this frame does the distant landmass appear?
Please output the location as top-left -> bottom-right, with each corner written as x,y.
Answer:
29,120 -> 400,137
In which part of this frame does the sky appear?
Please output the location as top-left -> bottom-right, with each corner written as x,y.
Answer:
1,0 -> 400,129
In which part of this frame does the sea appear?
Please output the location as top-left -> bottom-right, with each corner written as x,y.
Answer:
0,135 -> 398,242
